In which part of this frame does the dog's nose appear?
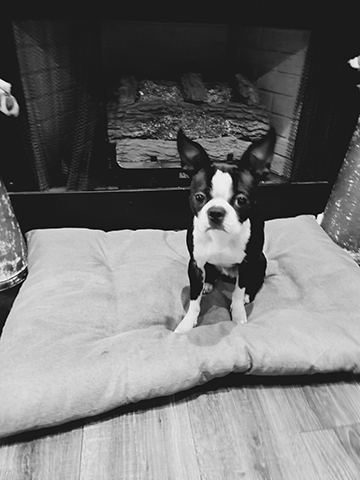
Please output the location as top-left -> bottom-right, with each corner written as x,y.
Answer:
208,206 -> 226,225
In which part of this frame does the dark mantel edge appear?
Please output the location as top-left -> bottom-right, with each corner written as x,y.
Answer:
5,2 -> 360,31
9,181 -> 331,233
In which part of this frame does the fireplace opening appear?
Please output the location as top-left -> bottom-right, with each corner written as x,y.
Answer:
103,21 -> 309,189
3,18 -> 360,193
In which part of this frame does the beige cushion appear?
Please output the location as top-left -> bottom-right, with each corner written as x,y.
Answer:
1,215 -> 360,438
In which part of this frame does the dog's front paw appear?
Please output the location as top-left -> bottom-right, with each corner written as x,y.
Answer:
175,298 -> 201,334
174,312 -> 198,334
203,282 -> 214,294
230,300 -> 248,324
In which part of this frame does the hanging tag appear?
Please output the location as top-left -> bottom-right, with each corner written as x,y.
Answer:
0,79 -> 20,117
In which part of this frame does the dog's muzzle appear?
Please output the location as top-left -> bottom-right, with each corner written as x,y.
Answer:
207,205 -> 226,229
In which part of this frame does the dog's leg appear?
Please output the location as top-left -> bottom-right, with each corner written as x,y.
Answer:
175,259 -> 204,334
203,263 -> 218,294
230,272 -> 248,324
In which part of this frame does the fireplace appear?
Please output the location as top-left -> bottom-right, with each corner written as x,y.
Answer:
2,11 -> 360,195
103,21 -> 309,189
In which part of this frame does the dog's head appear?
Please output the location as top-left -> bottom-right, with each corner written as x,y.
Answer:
177,128 -> 276,235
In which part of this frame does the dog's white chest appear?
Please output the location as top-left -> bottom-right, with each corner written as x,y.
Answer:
193,218 -> 251,269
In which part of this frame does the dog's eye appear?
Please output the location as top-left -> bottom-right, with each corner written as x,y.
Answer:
194,192 -> 206,203
234,194 -> 248,207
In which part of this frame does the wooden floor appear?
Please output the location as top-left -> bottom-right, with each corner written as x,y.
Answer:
1,372 -> 360,479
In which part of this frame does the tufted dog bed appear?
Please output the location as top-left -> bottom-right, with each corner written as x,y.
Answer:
0,215 -> 360,438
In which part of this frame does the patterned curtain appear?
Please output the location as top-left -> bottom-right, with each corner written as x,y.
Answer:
12,20 -> 102,191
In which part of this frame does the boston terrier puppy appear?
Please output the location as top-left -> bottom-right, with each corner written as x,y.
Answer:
175,127 -> 276,334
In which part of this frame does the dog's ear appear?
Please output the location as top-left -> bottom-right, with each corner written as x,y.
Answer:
177,129 -> 211,175
239,127 -> 276,179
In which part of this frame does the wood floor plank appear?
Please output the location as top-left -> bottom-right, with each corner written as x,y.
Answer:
186,383 -> 291,480
244,383 -> 321,480
300,425 -> 360,479
79,396 -> 200,480
250,377 -> 360,479
283,376 -> 360,432
2,375 -> 360,479
0,429 -> 83,480
334,424 -> 360,470
304,377 -> 360,430
186,388 -> 248,480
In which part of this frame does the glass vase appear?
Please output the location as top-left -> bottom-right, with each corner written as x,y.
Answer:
321,115 -> 360,264
0,177 -> 27,290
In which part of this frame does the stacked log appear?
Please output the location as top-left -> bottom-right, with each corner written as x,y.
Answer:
181,73 -> 208,103
115,137 -> 253,167
107,73 -> 269,168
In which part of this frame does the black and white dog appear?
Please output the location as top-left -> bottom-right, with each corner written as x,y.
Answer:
175,128 -> 276,334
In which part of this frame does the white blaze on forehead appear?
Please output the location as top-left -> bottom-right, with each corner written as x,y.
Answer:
211,170 -> 233,201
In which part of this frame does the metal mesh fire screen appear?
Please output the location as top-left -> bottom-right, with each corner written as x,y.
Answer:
285,29 -> 360,184
11,20 -> 103,191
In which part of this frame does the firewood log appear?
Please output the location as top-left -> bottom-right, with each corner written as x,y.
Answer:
233,73 -> 260,106
108,100 -> 269,143
115,137 -> 252,166
181,73 -> 207,103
